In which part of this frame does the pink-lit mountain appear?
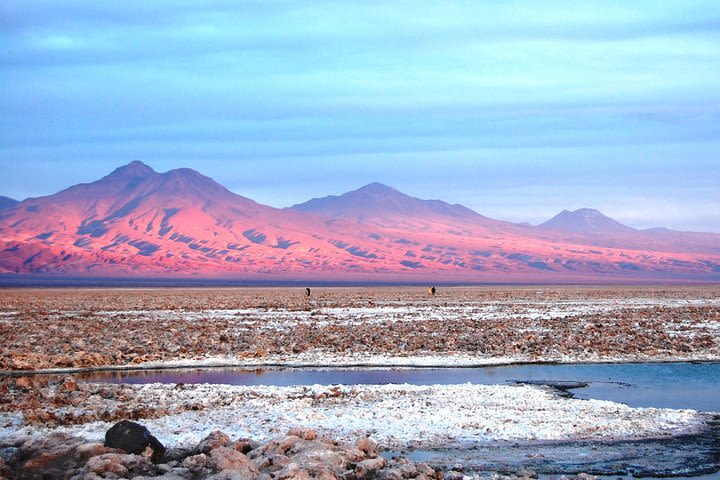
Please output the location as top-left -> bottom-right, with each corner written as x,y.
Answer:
1,161 -> 718,282
539,208 -> 635,235
291,182 -> 485,224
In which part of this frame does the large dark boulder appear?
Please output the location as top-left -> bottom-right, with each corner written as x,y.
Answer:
104,420 -> 166,462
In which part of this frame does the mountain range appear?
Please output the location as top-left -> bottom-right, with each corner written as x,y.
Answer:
1,161 -> 718,282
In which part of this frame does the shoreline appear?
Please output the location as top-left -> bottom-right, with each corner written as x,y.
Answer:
3,354 -> 720,377
2,381 -> 706,449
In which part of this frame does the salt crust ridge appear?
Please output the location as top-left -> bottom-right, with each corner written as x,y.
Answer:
1,383 -> 701,451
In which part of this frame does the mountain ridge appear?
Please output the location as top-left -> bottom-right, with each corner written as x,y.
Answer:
1,161 -> 718,281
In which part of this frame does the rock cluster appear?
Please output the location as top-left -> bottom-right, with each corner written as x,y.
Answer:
1,427 -> 443,480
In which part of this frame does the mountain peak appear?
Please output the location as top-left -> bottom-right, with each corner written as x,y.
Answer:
108,160 -> 156,179
576,208 -> 602,216
356,182 -> 400,195
539,208 -> 634,235
158,166 -> 237,199
290,182 -> 484,224
164,167 -> 206,181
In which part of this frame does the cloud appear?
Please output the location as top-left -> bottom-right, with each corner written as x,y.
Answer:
1,1 -> 719,231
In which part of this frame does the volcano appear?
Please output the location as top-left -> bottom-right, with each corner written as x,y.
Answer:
539,208 -> 634,235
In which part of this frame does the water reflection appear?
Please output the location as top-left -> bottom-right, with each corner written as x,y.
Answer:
75,362 -> 720,413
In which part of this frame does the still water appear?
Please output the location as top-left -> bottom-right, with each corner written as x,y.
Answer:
82,362 -> 720,412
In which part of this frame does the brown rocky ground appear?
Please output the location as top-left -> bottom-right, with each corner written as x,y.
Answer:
0,286 -> 719,371
0,425 -> 445,480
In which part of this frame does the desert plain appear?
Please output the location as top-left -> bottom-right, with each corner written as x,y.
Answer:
1,285 -> 719,479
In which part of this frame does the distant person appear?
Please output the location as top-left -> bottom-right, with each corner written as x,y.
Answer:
428,286 -> 436,296
305,287 -> 311,297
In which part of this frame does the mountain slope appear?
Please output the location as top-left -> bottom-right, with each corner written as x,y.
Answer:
0,196 -> 19,211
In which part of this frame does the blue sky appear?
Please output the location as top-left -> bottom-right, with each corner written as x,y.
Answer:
1,1 -> 719,231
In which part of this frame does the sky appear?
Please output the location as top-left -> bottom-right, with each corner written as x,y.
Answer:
1,1 -> 719,232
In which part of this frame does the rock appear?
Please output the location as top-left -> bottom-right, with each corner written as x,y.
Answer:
83,453 -> 155,477
181,453 -> 209,470
273,462 -> 311,480
443,471 -> 464,480
134,473 -> 186,480
377,467 -> 404,480
165,446 -> 195,462
413,463 -> 438,478
207,470 -> 260,480
232,438 -> 259,454
287,428 -> 317,441
278,435 -> 302,454
85,458 -> 129,477
197,430 -> 231,454
254,453 -> 292,472
59,376 -> 78,392
14,377 -> 32,389
288,446 -> 349,473
75,442 -> 120,462
21,442 -> 78,477
355,437 -> 379,459
313,468 -> 339,480
354,457 -> 388,479
104,419 -> 166,462
16,433 -> 115,479
517,468 -> 538,479
171,466 -> 192,477
209,446 -> 260,476
249,433 -> 387,479
396,459 -> 419,479
0,457 -> 10,479
19,431 -> 80,457
247,441 -> 275,461
573,474 -> 597,480
0,447 -> 21,469
71,473 -> 104,480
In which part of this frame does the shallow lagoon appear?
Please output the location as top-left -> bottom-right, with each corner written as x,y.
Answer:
82,361 -> 720,412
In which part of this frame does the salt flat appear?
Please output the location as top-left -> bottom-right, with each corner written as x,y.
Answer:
1,381 -> 703,451
1,286 -> 718,372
